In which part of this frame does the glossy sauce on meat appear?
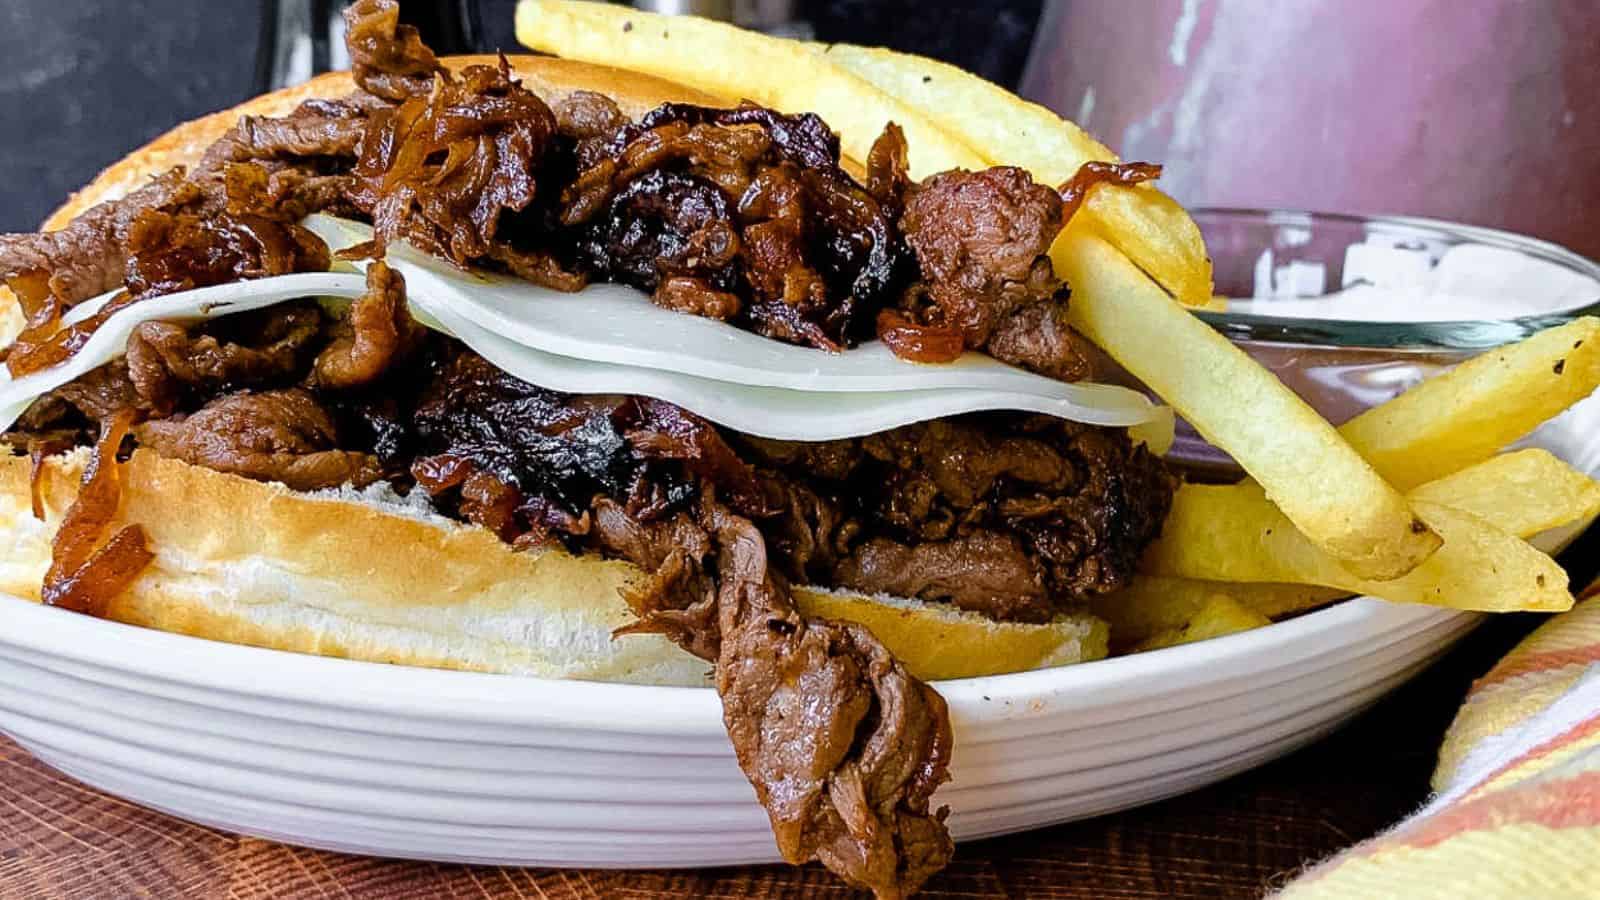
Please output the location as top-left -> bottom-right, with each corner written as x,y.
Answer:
0,4 -> 1183,895
40,411 -> 155,618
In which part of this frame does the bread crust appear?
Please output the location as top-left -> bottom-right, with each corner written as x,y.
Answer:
0,57 -> 1107,683
0,451 -> 1105,683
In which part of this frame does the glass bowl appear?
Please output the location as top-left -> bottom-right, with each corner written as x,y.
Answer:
1151,208 -> 1600,479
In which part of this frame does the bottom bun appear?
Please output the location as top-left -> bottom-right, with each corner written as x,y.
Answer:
0,450 -> 1107,685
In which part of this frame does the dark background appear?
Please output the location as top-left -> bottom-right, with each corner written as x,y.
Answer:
0,0 -> 1042,232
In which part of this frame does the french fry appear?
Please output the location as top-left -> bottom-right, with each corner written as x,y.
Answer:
1092,577 -> 1346,650
1054,229 -> 1440,580
1339,317 -> 1600,490
1141,451 -> 1593,611
1130,596 -> 1272,653
1408,448 -> 1600,536
514,0 -> 987,175
812,42 -> 1212,308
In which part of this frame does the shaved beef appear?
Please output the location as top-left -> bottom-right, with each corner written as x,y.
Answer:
309,261 -> 422,390
223,163 -> 358,222
553,91 -> 629,169
344,0 -> 440,102
898,166 -> 1064,346
15,361 -> 143,433
126,304 -> 323,414
705,504 -> 952,900
568,104 -> 909,350
834,532 -> 1051,622
984,299 -> 1094,382
135,389 -> 381,491
122,208 -> 331,300
742,416 -> 1174,619
198,111 -> 366,174
0,169 -> 190,309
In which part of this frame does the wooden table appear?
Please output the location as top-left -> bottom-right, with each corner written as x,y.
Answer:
0,612 -> 1545,900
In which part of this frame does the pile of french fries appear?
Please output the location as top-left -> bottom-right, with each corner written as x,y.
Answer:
515,1 -> 1600,655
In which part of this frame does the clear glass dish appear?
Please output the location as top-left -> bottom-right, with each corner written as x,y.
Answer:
1151,208 -> 1600,477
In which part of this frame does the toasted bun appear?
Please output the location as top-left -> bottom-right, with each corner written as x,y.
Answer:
1,451 -> 1106,684
0,57 -> 1108,684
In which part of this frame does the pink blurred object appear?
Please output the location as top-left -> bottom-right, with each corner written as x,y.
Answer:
1020,0 -> 1600,261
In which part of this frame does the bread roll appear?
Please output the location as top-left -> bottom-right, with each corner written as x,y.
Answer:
0,57 -> 1109,683
0,450 -> 1106,683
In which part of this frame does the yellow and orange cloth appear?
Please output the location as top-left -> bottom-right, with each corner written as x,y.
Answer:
1279,581 -> 1600,899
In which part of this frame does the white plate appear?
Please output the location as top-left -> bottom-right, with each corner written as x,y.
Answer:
0,593 -> 1477,866
0,412 -> 1592,869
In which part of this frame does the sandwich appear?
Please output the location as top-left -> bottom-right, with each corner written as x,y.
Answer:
3,2 -> 1594,896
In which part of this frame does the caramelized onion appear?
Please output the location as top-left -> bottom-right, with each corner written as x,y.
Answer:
27,435 -> 73,521
41,410 -> 154,617
6,210 -> 329,378
6,291 -> 139,377
1058,160 -> 1163,225
875,308 -> 966,364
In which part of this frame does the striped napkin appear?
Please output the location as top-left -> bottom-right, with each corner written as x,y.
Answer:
1278,580 -> 1600,899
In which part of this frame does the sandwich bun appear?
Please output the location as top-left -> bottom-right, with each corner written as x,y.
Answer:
0,57 -> 1109,684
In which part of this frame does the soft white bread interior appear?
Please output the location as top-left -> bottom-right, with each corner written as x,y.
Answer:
0,58 -> 1109,683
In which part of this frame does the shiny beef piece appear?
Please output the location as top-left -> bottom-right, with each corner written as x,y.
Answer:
343,0 -> 440,102
222,163 -> 360,223
898,167 -> 1065,347
134,388 -> 382,491
126,304 -> 324,415
834,532 -> 1051,622
17,361 -> 144,433
553,91 -> 630,170
122,208 -> 331,300
701,503 -> 953,900
4,209 -> 329,379
743,416 -> 1174,621
565,104 -> 912,350
408,352 -> 696,542
982,299 -> 1094,382
889,161 -> 1162,374
0,169 -> 191,311
308,261 -> 424,390
198,106 -> 367,174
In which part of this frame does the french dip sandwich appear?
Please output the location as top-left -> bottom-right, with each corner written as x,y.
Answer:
5,1 -> 1595,896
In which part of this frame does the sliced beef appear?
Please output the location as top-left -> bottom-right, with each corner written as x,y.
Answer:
983,299 -> 1094,382
834,532 -> 1052,622
567,104 -> 911,350
553,91 -> 629,170
122,208 -> 331,300
134,388 -> 381,491
198,110 -> 367,174
344,0 -> 440,102
0,169 -> 191,310
222,163 -> 359,223
705,504 -> 953,900
15,360 -> 143,433
126,304 -> 324,415
605,485 -> 954,899
742,416 -> 1174,618
898,166 -> 1064,347
308,261 -> 423,390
